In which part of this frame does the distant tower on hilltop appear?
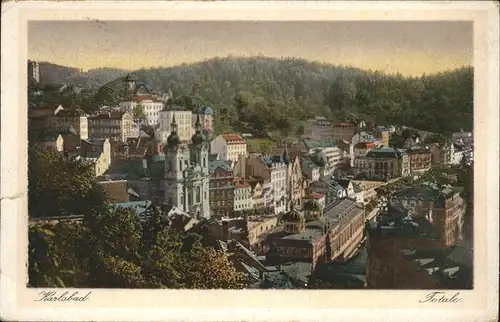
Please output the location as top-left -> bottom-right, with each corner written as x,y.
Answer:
27,60 -> 40,85
124,73 -> 137,99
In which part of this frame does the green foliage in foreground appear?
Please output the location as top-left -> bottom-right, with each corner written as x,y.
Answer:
28,146 -> 246,289
29,205 -> 246,289
28,144 -> 108,218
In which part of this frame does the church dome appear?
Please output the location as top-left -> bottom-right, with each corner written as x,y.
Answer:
282,207 -> 304,223
166,132 -> 181,148
191,131 -> 207,145
303,199 -> 321,211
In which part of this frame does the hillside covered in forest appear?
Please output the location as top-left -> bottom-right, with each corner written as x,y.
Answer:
31,56 -> 474,136
36,61 -> 129,88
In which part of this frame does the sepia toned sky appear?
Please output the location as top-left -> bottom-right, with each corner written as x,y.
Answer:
28,21 -> 473,76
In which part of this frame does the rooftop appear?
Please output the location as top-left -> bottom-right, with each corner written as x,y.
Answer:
401,247 -> 473,289
392,182 -> 463,205
302,139 -> 338,150
89,111 -> 129,120
221,134 -> 245,143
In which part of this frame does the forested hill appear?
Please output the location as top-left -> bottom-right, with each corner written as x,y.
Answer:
33,57 -> 474,136
36,61 -> 129,88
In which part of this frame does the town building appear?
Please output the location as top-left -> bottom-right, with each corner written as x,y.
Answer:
390,182 -> 466,246
249,181 -> 265,210
301,139 -> 343,178
247,177 -> 274,211
79,138 -> 112,177
365,205 -> 446,289
88,111 -> 134,142
308,178 -> 347,205
302,117 -> 335,141
429,142 -> 463,166
407,146 -> 432,174
262,198 -> 366,269
28,60 -> 40,84
301,193 -> 326,210
120,95 -> 164,126
283,147 -> 305,208
233,178 -> 253,213
39,133 -> 65,152
300,156 -> 321,182
193,106 -> 214,139
237,155 -> 288,215
29,105 -> 89,140
354,147 -> 410,180
331,122 -> 359,142
208,160 -> 235,218
353,142 -> 377,160
163,114 -> 211,218
157,108 -> 193,143
46,109 -> 89,140
210,134 -> 248,163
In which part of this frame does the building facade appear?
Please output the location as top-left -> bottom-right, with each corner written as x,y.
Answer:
88,111 -> 134,142
119,97 -> 164,126
210,134 -> 248,163
354,147 -> 410,180
302,117 -> 335,140
331,122 -> 359,142
390,182 -> 466,246
233,178 -> 253,213
208,160 -> 235,217
302,139 -> 343,178
158,109 -> 193,143
163,115 -> 211,219
263,198 -> 366,269
407,147 -> 432,174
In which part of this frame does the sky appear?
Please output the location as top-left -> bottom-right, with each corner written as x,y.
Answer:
28,21 -> 473,76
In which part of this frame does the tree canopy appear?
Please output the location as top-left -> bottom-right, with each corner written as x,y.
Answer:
28,144 -> 108,218
33,57 -> 473,139
29,205 -> 247,289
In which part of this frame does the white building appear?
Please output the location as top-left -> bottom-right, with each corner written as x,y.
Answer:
163,115 -> 211,219
262,156 -> 287,215
81,138 -> 111,177
119,97 -> 164,126
302,139 -> 343,178
233,179 -> 252,212
210,134 -> 248,163
157,109 -> 193,143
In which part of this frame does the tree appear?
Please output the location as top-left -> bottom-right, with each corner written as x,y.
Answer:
132,103 -> 147,123
28,144 -> 107,218
184,247 -> 246,289
29,203 -> 248,289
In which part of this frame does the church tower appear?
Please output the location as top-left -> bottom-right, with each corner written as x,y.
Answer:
164,115 -> 184,209
164,114 -> 211,219
124,74 -> 137,100
188,114 -> 210,218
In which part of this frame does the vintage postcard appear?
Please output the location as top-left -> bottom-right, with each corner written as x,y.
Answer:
1,1 -> 498,321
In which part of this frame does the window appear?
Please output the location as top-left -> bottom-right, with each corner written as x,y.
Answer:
196,186 -> 201,203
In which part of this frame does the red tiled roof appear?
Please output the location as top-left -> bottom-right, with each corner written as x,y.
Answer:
233,177 -> 250,188
355,142 -> 377,149
222,134 -> 245,144
306,193 -> 324,200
